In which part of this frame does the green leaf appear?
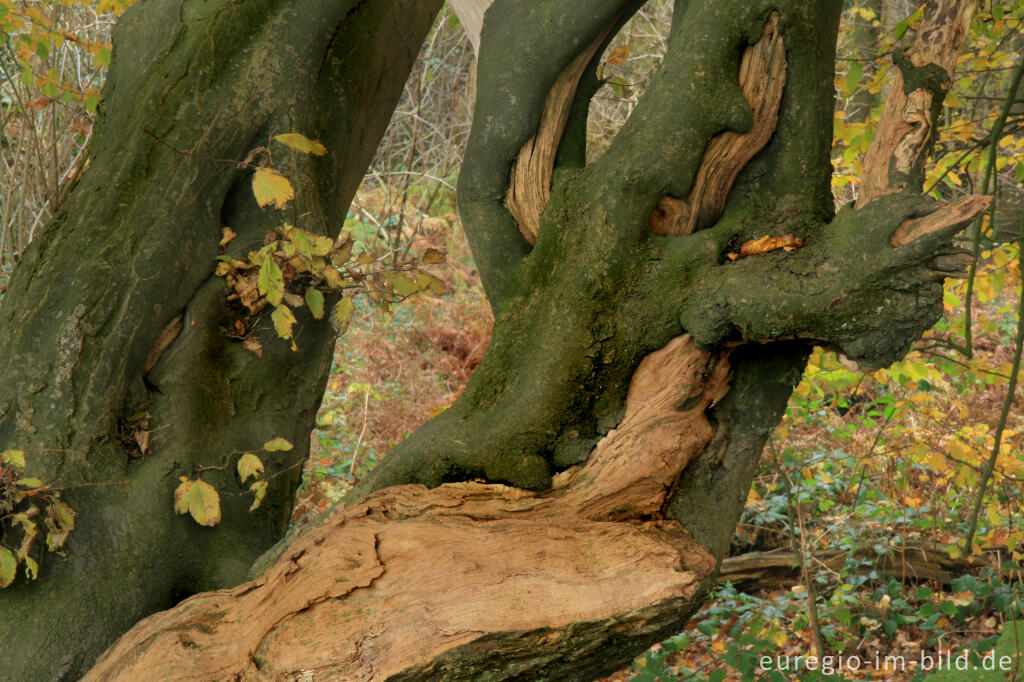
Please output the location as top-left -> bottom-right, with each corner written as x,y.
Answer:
173,478 -> 222,527
305,287 -> 325,319
2,449 -> 26,469
271,304 -> 297,340
382,272 -> 422,297
894,19 -> 909,40
273,133 -> 327,156
286,226 -> 314,259
249,480 -> 269,511
0,548 -> 16,588
258,257 -> 284,306
414,272 -> 446,296
251,167 -> 294,210
263,437 -> 293,452
236,453 -> 265,483
845,61 -> 863,92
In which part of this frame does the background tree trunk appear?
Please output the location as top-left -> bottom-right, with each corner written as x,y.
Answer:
0,0 -> 440,678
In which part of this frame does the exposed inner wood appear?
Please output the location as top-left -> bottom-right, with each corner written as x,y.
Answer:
86,336 -> 725,681
649,12 -> 786,236
856,0 -> 979,207
889,194 -> 992,248
505,23 -> 617,244
447,0 -> 495,55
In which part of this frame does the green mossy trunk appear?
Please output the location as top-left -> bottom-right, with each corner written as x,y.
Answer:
0,0 -> 440,678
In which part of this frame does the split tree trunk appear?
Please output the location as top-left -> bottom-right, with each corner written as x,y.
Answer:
2,0 -> 991,675
0,0 -> 440,678
84,0 -> 988,679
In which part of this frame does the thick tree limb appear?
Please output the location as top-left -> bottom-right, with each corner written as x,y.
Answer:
506,23 -> 616,244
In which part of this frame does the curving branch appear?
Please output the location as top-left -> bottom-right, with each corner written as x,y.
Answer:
649,12 -> 786,236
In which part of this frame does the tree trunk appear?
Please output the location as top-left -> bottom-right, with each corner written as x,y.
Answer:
0,0 -> 441,678
4,0 -> 990,679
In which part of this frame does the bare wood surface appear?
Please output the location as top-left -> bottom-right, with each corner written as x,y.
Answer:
649,12 -> 786,236
447,0 -> 495,55
889,194 -> 993,247
505,24 -> 615,244
86,337 -> 726,681
857,0 -> 979,207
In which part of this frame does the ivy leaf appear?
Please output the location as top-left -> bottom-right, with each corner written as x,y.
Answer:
273,133 -> 327,156
249,480 -> 269,511
236,453 -> 265,483
0,548 -> 15,588
263,437 -> 293,452
173,477 -> 222,526
2,449 -> 26,469
251,167 -> 294,210
271,304 -> 297,340
305,287 -> 325,319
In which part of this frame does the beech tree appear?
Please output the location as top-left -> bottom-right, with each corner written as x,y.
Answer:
0,0 -> 991,679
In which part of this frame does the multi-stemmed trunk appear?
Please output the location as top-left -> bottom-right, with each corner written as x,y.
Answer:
0,0 -> 987,679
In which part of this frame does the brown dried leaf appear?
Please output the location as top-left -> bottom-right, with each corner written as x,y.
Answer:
242,336 -> 263,357
219,227 -> 237,252
727,234 -> 804,262
605,45 -> 631,65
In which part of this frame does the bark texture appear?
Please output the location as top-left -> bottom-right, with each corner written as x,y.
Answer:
87,336 -> 724,681
5,0 -> 991,678
0,0 -> 440,678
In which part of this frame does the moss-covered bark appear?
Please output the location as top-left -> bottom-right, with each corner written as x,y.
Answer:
0,0 -> 440,677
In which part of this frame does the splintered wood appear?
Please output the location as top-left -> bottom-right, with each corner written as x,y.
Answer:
505,24 -> 615,244
855,0 -> 989,250
85,336 -> 725,681
857,0 -> 978,207
649,12 -> 786,236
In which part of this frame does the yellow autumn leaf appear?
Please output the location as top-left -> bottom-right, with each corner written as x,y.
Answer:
273,133 -> 327,156
173,478 -> 221,527
250,480 -> 269,511
252,167 -> 294,210
263,436 -> 293,452
236,453 -> 265,483
271,304 -> 296,340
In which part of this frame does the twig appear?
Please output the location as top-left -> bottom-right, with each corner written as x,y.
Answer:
962,220 -> 1024,552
